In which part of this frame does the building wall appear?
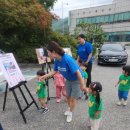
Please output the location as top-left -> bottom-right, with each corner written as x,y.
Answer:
69,0 -> 130,43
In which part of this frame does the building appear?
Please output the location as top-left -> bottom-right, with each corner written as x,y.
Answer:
69,0 -> 130,44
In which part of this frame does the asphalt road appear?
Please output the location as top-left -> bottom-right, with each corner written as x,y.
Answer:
0,46 -> 130,130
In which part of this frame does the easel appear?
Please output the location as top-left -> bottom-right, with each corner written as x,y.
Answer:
41,58 -> 55,101
41,49 -> 56,100
3,81 -> 39,124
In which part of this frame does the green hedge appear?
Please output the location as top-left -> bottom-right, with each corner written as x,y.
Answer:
15,47 -> 37,63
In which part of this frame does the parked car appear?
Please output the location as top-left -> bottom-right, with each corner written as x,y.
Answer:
0,49 -> 4,54
98,43 -> 128,65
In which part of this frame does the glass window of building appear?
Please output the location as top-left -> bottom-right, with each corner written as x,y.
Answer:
91,17 -> 96,23
104,15 -> 110,23
100,16 -> 104,23
109,14 -> 114,22
118,13 -> 124,21
123,12 -> 130,20
96,16 -> 100,23
114,14 -> 119,22
84,18 -> 87,23
87,18 -> 92,23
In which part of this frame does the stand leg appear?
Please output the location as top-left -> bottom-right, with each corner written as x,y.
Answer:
46,79 -> 55,101
41,64 -> 44,71
19,86 -> 29,106
12,89 -> 27,124
46,80 -> 50,101
41,61 -> 55,101
48,62 -> 52,72
3,82 -> 8,111
24,84 -> 39,110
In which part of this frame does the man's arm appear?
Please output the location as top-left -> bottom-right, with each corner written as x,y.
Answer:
77,56 -> 80,63
85,53 -> 92,64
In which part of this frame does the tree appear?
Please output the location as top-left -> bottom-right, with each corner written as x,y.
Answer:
50,31 -> 78,58
0,0 -> 53,62
74,23 -> 106,48
37,0 -> 57,10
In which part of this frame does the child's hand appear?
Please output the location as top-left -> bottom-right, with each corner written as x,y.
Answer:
80,86 -> 86,92
94,111 -> 101,118
115,81 -> 120,87
81,87 -> 89,93
39,76 -> 44,82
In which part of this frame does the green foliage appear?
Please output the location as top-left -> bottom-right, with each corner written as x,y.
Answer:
15,47 -> 37,63
74,23 -> 106,48
92,44 -> 97,56
50,31 -> 78,58
0,0 -> 53,62
0,0 -> 79,62
38,0 -> 57,10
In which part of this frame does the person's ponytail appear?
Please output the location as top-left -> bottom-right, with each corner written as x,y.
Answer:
96,91 -> 100,106
90,82 -> 102,107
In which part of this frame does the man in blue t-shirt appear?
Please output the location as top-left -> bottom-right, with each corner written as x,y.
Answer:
77,34 -> 93,87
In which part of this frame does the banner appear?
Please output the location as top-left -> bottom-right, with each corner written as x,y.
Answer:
0,53 -> 25,88
36,48 -> 51,64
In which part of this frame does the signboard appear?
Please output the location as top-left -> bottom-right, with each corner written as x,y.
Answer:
0,53 -> 25,88
63,48 -> 72,56
36,48 -> 51,64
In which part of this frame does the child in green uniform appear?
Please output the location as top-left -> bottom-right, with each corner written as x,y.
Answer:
81,64 -> 88,87
78,59 -> 88,86
115,65 -> 130,106
78,60 -> 88,99
36,70 -> 48,114
85,82 -> 103,130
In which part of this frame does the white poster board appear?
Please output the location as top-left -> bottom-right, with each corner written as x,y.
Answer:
0,53 -> 25,88
63,48 -> 72,56
36,48 -> 51,64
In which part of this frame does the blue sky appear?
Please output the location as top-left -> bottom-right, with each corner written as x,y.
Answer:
51,0 -> 113,18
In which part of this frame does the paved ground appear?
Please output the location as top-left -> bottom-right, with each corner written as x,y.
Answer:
0,46 -> 130,130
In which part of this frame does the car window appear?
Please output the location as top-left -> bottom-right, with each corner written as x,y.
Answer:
101,44 -> 124,51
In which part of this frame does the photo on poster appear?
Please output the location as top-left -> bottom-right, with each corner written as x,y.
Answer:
0,53 -> 25,88
36,48 -> 51,64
